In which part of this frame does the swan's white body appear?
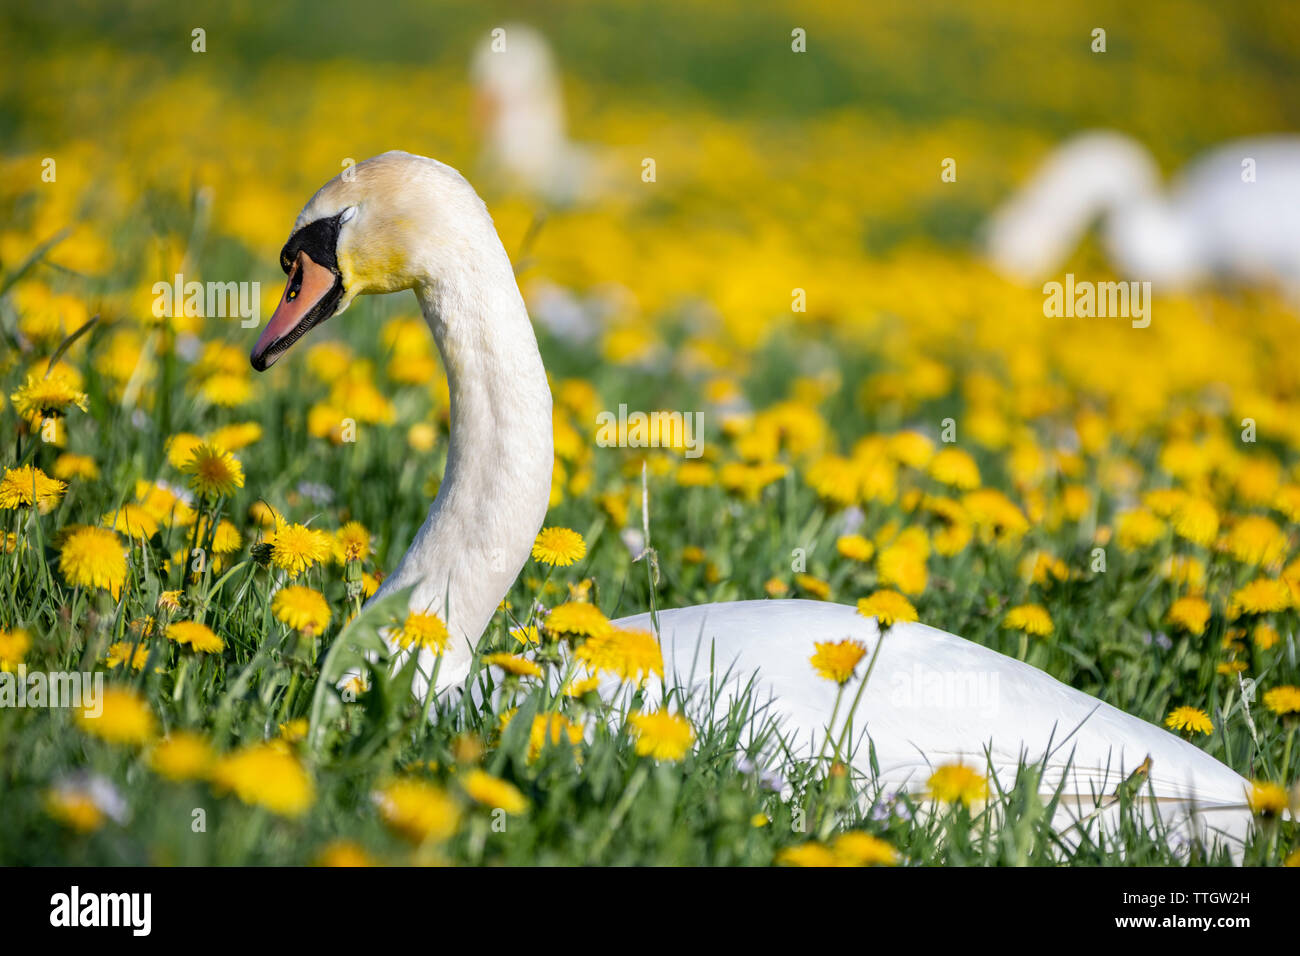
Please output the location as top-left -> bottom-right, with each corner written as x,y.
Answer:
987,130 -> 1300,292
256,151 -> 1253,856
618,602 -> 1250,844
470,24 -> 595,205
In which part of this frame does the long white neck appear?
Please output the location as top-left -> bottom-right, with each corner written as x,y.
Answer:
988,131 -> 1163,279
373,234 -> 553,692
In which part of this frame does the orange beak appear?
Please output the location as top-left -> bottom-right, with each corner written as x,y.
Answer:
250,251 -> 340,371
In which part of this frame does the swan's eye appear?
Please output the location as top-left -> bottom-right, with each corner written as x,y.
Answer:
286,261 -> 304,301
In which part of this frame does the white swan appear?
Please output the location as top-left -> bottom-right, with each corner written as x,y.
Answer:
252,151 -> 1253,852
470,23 -> 595,205
986,130 -> 1300,292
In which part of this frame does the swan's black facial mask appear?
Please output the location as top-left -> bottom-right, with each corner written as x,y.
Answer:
250,212 -> 348,371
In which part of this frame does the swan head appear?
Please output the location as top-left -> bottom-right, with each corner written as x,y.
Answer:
985,131 -> 1162,282
470,23 -> 560,119
251,150 -> 496,370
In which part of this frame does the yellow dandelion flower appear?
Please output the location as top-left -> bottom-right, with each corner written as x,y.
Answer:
510,623 -> 541,645
574,628 -> 664,685
1172,498 -> 1219,547
887,430 -> 934,469
1166,596 -> 1211,636
10,374 -> 88,419
44,788 -> 106,832
628,709 -> 694,761
104,641 -> 149,670
927,762 -> 988,806
316,841 -> 376,867
1247,780 -> 1289,817
1018,550 -> 1068,587
52,453 -> 98,481
267,523 -> 332,577
1161,554 -> 1206,591
1116,509 -> 1166,551
1159,441 -> 1211,482
1228,578 -> 1291,618
531,526 -> 587,566
374,778 -> 461,843
564,674 -> 601,697
165,432 -> 205,469
1003,604 -> 1054,638
500,710 -> 586,761
856,589 -> 918,627
720,460 -> 788,501
1058,484 -> 1091,522
0,627 -> 32,671
544,601 -> 612,640
795,573 -> 832,600
676,461 -> 716,487
249,500 -> 285,528
199,372 -> 253,406
681,545 -> 706,565
341,673 -> 369,699
810,639 -> 868,684
208,519 -> 242,555
1224,516 -> 1287,567
407,422 -> 437,453
836,534 -> 874,562
776,842 -> 839,867
1273,485 -> 1300,523
1262,685 -> 1300,717
165,620 -> 224,653
1235,458 -> 1281,505
461,769 -> 528,814
279,718 -> 309,742
101,503 -> 158,540
206,421 -> 263,453
134,480 -> 195,528
1165,706 -> 1213,735
876,542 -> 928,596
764,578 -> 790,597
181,443 -> 245,498
928,448 -> 981,489
832,831 -> 899,866
0,465 -> 66,511
333,521 -> 371,563
962,489 -> 1029,540
806,454 -> 862,506
149,732 -> 215,781
211,743 -> 315,817
128,615 -> 157,639
391,610 -> 448,653
156,590 -> 183,612
450,733 -> 483,765
1253,623 -> 1280,651
76,686 -> 154,745
485,652 -> 544,678
271,586 -> 332,635
58,526 -> 127,598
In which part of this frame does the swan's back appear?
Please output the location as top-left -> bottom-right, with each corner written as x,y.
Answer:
1172,136 -> 1300,281
613,600 -> 1249,815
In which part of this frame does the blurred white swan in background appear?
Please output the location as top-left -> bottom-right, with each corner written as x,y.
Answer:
470,23 -> 596,206
250,151 -> 1257,857
986,130 -> 1300,293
